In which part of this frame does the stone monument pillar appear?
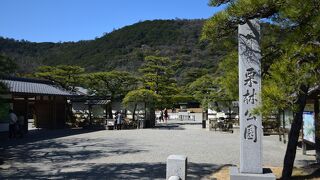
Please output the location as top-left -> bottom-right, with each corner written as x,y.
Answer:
230,19 -> 275,180
238,19 -> 262,174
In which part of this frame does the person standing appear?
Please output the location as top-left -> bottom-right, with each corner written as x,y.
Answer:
164,108 -> 168,123
116,111 -> 122,130
159,110 -> 164,123
8,109 -> 18,138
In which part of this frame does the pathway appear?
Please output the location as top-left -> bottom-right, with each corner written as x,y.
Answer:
0,122 -> 315,179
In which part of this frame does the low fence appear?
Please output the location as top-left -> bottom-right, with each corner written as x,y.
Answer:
156,112 -> 202,121
178,114 -> 195,121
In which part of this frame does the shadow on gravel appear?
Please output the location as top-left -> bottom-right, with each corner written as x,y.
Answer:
0,128 -> 102,148
290,169 -> 320,180
154,124 -> 185,130
280,163 -> 320,180
0,130 -> 150,179
0,162 -> 220,180
295,159 -> 317,166
0,137 -> 147,165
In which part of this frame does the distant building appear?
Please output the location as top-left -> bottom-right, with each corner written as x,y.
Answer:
71,86 -> 111,120
0,77 -> 78,132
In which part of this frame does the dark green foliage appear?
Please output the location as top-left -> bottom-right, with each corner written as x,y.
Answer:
0,20 -> 221,78
187,52 -> 238,109
84,70 -> 138,119
122,88 -> 161,122
34,65 -> 85,90
0,54 -> 17,91
123,89 -> 161,107
187,74 -> 218,108
178,67 -> 209,86
0,54 -> 17,76
203,0 -> 320,178
84,71 -> 138,99
0,54 -> 17,121
139,55 -> 179,108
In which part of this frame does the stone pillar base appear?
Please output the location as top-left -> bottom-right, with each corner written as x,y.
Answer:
166,155 -> 187,180
230,167 -> 276,180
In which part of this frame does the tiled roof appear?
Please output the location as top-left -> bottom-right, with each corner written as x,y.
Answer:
85,99 -> 110,105
1,79 -> 75,96
74,86 -> 90,95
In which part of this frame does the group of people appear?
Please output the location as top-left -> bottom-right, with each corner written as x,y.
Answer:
159,108 -> 169,123
8,109 -> 25,138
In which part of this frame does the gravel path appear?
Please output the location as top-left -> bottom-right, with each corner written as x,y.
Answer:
0,123 -> 315,179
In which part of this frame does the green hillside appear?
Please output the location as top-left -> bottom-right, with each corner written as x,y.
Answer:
0,19 -> 229,84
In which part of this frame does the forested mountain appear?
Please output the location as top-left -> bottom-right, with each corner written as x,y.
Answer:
0,19 -> 282,85
0,19 -> 226,84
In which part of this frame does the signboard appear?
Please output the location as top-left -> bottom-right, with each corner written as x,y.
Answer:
303,112 -> 315,144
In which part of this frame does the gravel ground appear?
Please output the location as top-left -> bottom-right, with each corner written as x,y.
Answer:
0,123 -> 315,179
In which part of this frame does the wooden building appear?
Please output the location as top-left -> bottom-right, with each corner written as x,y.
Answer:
0,77 -> 77,132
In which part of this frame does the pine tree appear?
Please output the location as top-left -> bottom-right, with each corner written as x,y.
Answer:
0,54 -> 17,120
139,55 -> 179,108
34,65 -> 84,90
202,0 -> 320,178
85,71 -> 137,119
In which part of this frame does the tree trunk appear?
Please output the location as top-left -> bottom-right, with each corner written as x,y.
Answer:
108,94 -> 115,119
150,106 -> 156,128
105,104 -> 108,119
132,103 -> 137,122
281,84 -> 308,179
107,102 -> 113,119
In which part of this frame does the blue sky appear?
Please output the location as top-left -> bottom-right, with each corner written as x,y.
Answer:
0,0 -> 224,42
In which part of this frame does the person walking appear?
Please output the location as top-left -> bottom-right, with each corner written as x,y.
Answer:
115,111 -> 123,130
8,109 -> 18,138
164,108 -> 168,123
159,110 -> 164,123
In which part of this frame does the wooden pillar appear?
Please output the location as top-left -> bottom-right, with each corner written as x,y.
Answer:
278,110 -> 282,142
228,102 -> 232,122
105,104 -> 108,119
282,110 -> 287,144
144,101 -> 147,128
64,97 -> 67,127
88,104 -> 92,125
24,96 -> 28,133
50,96 -> 57,129
54,96 -> 57,128
302,139 -> 307,155
314,98 -> 320,162
302,108 -> 306,155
